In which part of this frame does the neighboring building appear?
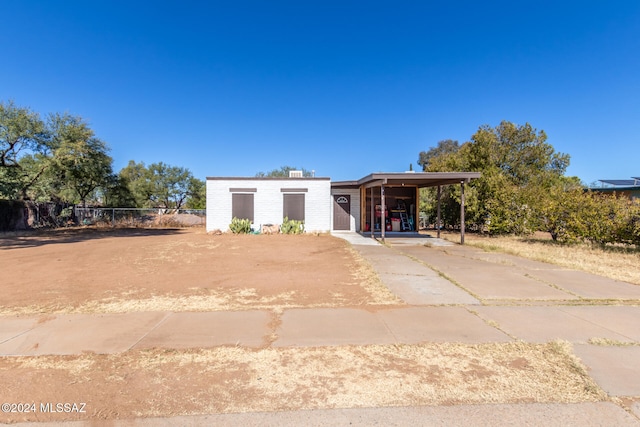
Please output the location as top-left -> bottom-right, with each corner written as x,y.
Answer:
206,171 -> 480,234
590,177 -> 640,200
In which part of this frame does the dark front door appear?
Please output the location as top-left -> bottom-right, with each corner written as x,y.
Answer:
333,195 -> 351,230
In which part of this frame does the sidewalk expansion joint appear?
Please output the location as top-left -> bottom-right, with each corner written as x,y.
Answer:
377,315 -> 400,342
465,307 -> 518,341
0,326 -> 38,346
524,272 -> 582,299
391,247 -> 484,303
126,311 -> 173,352
558,307 -> 638,343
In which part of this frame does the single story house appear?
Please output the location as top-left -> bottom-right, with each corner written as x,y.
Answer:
590,177 -> 640,200
206,171 -> 480,242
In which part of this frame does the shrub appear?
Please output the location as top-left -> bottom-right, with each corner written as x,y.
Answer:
229,217 -> 252,234
281,216 -> 304,234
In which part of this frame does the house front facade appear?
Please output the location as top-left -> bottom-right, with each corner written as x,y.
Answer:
206,171 -> 480,234
206,176 -> 332,232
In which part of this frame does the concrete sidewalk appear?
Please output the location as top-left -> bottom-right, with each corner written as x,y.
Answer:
14,402 -> 640,426
0,306 -> 511,356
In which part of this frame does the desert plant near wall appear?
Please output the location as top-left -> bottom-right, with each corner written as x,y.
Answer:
281,217 -> 304,234
229,217 -> 252,234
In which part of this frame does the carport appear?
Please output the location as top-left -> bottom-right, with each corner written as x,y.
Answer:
333,172 -> 480,244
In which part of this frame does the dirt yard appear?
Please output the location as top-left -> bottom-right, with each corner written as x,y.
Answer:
0,227 -> 399,314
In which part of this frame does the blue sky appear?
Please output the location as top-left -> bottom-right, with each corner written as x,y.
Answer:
2,1 -> 639,184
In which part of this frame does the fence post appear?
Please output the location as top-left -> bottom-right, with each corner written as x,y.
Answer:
112,208 -> 115,227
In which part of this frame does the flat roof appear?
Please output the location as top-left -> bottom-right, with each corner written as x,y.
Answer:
598,179 -> 638,186
206,172 -> 481,188
332,172 -> 481,189
207,176 -> 330,181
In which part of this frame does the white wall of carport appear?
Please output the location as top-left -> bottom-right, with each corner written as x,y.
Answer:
206,178 -> 332,232
330,188 -> 360,232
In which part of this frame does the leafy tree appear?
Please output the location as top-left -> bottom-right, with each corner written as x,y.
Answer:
418,139 -> 460,171
619,199 -> 640,247
530,177 -> 580,241
465,122 -> 569,186
420,121 -> 571,234
14,153 -> 58,202
185,176 -> 206,209
0,101 -> 51,199
48,114 -> 113,207
1,103 -> 115,206
103,174 -> 137,207
0,100 -> 49,168
256,165 -> 313,177
118,161 -> 203,209
143,162 -> 188,209
119,160 -> 150,207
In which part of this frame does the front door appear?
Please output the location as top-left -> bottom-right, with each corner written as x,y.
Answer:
333,195 -> 351,230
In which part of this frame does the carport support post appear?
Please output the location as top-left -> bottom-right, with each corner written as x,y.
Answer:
381,184 -> 386,242
460,180 -> 465,245
370,186 -> 374,239
436,185 -> 441,239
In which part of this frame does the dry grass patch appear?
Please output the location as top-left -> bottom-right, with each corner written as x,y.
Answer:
587,338 -> 639,347
0,341 -> 606,422
440,231 -> 640,285
346,246 -> 404,306
0,290 -> 398,316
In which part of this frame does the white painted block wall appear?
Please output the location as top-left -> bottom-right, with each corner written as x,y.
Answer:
206,178 -> 331,233
330,188 -> 360,232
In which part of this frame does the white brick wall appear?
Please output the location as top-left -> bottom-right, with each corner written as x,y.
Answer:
206,178 -> 331,233
330,188 -> 360,232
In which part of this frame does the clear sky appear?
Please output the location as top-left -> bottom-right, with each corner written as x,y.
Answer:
2,1 -> 639,184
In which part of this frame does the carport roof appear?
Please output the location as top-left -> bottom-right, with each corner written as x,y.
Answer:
331,172 -> 481,189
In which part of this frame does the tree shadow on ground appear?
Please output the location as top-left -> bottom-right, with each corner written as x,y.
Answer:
0,227 -> 187,250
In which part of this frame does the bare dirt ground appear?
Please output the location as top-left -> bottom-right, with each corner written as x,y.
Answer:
0,227 -> 399,314
0,227 -> 611,423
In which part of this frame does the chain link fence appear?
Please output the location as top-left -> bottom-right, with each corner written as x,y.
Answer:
74,208 -> 205,227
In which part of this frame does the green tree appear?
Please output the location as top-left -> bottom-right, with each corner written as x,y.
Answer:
48,114 -> 113,207
619,199 -> 640,247
103,174 -> 137,207
420,121 -> 571,234
0,101 -> 49,168
0,101 -> 50,199
119,161 -> 202,209
418,139 -> 460,171
119,160 -> 150,207
145,162 -> 192,209
1,103 -> 115,206
185,176 -> 206,209
256,165 -> 313,177
465,122 -> 569,186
